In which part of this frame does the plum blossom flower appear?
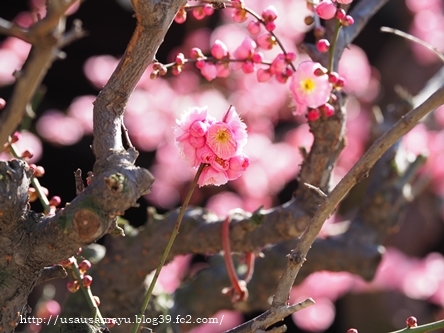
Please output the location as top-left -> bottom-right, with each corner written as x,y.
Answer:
174,106 -> 249,187
289,61 -> 332,115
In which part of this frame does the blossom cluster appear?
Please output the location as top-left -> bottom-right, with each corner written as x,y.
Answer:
174,106 -> 249,187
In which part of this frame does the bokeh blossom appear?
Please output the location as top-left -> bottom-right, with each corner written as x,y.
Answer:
289,61 -> 332,115
174,106 -> 249,187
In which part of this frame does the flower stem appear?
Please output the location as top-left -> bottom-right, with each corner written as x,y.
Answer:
71,258 -> 104,323
328,20 -> 342,72
131,163 -> 205,333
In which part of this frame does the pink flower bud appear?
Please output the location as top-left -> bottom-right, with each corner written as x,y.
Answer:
82,275 -> 93,287
342,15 -> 354,26
60,257 -> 75,268
78,259 -> 92,272
211,40 -> 228,60
248,21 -> 261,34
190,121 -> 208,137
315,0 -> 337,20
307,109 -> 321,121
192,7 -> 206,20
232,8 -> 248,23
257,68 -> 272,82
316,39 -> 330,53
190,47 -> 204,59
175,53 -> 185,65
314,67 -> 327,76
265,21 -> 276,32
158,65 -> 167,76
275,72 -> 289,84
195,59 -> 205,69
336,8 -> 346,20
406,317 -> 417,328
67,280 -> 80,293
0,98 -> 6,111
11,131 -> 21,143
227,154 -> 249,180
335,76 -> 346,89
286,52 -> 297,62
172,65 -> 182,75
270,54 -> 287,74
262,5 -> 278,22
320,103 -> 335,117
242,61 -> 255,74
174,8 -> 187,24
49,196 -> 61,207
200,63 -> 218,81
252,52 -> 263,63
328,72 -> 339,83
203,4 -> 214,16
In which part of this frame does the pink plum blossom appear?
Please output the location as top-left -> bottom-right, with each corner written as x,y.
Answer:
289,61 -> 332,115
206,122 -> 238,159
174,106 -> 249,187
83,55 -> 119,88
36,110 -> 84,146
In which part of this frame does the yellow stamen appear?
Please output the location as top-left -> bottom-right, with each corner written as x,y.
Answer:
300,78 -> 316,93
216,129 -> 231,143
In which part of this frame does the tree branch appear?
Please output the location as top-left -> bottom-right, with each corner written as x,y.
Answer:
0,0 -> 80,147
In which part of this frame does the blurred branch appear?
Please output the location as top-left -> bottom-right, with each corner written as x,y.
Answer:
0,0 -> 82,147
380,27 -> 444,63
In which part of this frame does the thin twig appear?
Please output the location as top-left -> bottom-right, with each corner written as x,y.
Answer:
224,298 -> 314,333
121,115 -> 134,149
303,183 -> 327,197
74,169 -> 85,195
381,27 -> 444,63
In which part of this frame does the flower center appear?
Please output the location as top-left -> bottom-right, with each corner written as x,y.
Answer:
207,122 -> 237,159
216,129 -> 231,143
300,78 -> 316,93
